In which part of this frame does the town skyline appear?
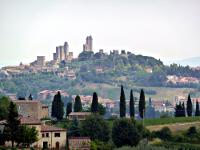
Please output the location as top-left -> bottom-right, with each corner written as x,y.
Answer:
1,0 -> 200,67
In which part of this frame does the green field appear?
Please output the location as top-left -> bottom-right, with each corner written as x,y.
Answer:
107,117 -> 200,130
142,116 -> 200,126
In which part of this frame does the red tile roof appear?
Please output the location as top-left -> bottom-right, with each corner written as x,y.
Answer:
20,116 -> 41,125
41,125 -> 66,132
69,112 -> 91,116
69,137 -> 90,140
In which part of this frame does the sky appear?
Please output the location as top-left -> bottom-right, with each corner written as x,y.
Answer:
0,0 -> 200,67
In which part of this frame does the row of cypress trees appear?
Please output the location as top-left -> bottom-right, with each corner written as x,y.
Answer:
120,85 -> 145,119
175,94 -> 200,117
52,91 -> 100,120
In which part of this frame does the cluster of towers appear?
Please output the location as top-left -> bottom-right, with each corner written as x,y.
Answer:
53,42 -> 73,62
83,35 -> 93,51
53,35 -> 93,62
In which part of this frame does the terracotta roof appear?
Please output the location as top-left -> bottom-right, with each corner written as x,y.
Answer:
13,100 -> 40,103
69,137 -> 91,140
41,125 -> 66,132
69,112 -> 91,116
42,105 -> 48,108
20,116 -> 41,125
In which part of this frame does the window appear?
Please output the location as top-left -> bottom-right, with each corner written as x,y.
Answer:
54,133 -> 60,137
46,133 -> 49,137
42,133 -> 45,138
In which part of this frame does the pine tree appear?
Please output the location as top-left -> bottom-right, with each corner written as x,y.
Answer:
120,85 -> 126,118
195,101 -> 200,116
4,101 -> 20,147
91,92 -> 99,113
129,90 -> 135,118
66,102 -> 72,118
139,89 -> 145,118
51,91 -> 64,120
68,118 -> 80,137
187,94 -> 192,116
74,95 -> 82,112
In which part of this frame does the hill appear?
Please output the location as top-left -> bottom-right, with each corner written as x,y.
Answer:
1,51 -> 200,99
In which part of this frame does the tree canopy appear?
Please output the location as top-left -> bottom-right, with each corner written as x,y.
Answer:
112,118 -> 141,147
80,114 -> 110,142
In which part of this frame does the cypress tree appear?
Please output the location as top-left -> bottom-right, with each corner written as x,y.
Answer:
74,95 -> 82,112
195,101 -> 200,116
129,90 -> 135,118
91,92 -> 99,113
4,101 -> 20,147
182,102 -> 186,117
66,102 -> 72,118
51,91 -> 64,120
187,94 -> 192,116
139,89 -> 145,119
120,85 -> 126,117
175,102 -> 182,117
28,94 -> 33,100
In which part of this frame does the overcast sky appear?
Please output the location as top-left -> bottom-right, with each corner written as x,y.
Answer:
0,0 -> 200,66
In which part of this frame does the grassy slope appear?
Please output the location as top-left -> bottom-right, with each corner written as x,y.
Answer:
74,83 -> 196,101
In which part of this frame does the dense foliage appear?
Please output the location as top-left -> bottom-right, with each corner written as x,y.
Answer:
16,125 -> 38,147
112,118 -> 141,147
80,115 -> 110,142
68,118 -> 81,137
0,96 -> 10,120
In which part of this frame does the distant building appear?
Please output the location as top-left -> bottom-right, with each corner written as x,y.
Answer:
68,137 -> 91,150
30,56 -> 45,67
83,35 -> 93,51
13,100 -> 49,119
64,42 -> 69,59
53,42 -> 73,62
36,56 -> 45,67
59,46 -> 65,61
68,112 -> 91,120
0,116 -> 67,149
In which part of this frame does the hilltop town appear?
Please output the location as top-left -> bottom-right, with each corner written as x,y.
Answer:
1,36 -> 200,118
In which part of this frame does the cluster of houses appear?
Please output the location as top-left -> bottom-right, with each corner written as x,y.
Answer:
0,63 -> 76,81
0,98 -> 91,150
167,75 -> 200,84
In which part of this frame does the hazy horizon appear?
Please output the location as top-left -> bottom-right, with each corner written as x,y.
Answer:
1,0 -> 200,67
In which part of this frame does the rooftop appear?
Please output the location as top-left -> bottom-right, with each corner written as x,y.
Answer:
20,116 -> 41,125
69,112 -> 91,116
41,125 -> 66,132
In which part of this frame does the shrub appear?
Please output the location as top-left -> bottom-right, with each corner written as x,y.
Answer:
112,118 -> 141,147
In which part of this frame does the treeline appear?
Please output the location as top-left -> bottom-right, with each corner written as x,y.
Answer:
166,64 -> 200,78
